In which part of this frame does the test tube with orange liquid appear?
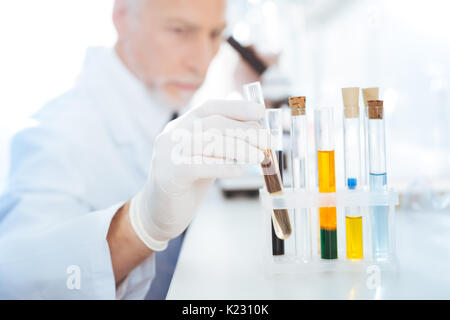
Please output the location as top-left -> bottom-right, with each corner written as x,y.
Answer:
315,107 -> 338,259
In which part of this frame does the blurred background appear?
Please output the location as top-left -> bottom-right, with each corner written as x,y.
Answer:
1,0 -> 449,211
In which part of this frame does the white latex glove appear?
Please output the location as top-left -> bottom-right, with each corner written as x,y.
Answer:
129,100 -> 272,251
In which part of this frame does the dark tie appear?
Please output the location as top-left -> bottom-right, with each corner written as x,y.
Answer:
170,112 -> 179,121
146,111 -> 185,300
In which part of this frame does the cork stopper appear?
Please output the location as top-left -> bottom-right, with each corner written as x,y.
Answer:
368,100 -> 384,119
288,96 -> 306,116
342,87 -> 360,118
362,87 -> 379,107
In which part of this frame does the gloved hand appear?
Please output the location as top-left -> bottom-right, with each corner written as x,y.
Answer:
129,100 -> 271,251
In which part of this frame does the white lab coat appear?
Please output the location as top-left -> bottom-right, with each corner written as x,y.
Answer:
0,47 -> 175,299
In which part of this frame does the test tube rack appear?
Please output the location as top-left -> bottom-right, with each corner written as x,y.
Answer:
259,187 -> 399,274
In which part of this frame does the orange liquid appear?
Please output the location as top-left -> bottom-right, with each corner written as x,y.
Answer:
318,150 -> 337,230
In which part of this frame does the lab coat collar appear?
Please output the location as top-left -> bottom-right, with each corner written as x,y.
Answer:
77,46 -> 173,146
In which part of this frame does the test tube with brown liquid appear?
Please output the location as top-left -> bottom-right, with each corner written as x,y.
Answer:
243,82 -> 292,240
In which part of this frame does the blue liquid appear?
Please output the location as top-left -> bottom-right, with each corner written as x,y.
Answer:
347,178 -> 357,190
369,173 -> 389,260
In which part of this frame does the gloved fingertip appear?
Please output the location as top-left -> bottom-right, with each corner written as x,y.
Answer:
241,101 -> 264,120
254,102 -> 266,119
257,150 -> 266,163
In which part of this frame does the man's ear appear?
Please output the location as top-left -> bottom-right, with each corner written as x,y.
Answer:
112,0 -> 130,40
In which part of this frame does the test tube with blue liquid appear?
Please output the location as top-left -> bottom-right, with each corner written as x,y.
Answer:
367,99 -> 390,260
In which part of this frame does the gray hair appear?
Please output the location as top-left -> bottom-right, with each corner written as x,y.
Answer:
120,0 -> 151,23
124,0 -> 149,16
125,0 -> 148,9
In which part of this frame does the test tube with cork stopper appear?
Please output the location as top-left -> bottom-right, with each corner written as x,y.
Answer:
361,88 -> 379,187
342,87 -> 364,260
367,99 -> 390,260
289,96 -> 312,261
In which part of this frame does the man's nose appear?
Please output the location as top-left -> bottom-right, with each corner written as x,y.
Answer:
185,36 -> 216,77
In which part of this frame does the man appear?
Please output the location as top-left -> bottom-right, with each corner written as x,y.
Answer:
0,0 -> 271,299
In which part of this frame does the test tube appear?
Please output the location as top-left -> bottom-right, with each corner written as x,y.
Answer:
342,88 -> 363,260
362,88 -> 379,187
266,108 -> 285,255
367,100 -> 390,260
289,96 -> 312,261
315,107 -> 338,259
243,82 -> 292,240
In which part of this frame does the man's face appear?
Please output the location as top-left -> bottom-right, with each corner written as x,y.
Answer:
117,0 -> 227,109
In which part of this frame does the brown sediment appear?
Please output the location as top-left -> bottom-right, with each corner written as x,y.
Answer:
261,150 -> 283,192
261,149 -> 292,239
272,210 -> 292,239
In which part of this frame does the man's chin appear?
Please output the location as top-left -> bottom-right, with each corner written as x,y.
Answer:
150,89 -> 194,112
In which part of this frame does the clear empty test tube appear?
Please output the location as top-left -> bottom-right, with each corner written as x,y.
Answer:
362,88 -> 379,187
243,81 -> 292,240
289,97 -> 312,261
367,100 -> 390,260
266,108 -> 285,255
315,107 -> 338,259
342,88 -> 363,260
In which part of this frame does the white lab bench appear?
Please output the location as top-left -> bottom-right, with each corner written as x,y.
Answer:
167,185 -> 450,299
